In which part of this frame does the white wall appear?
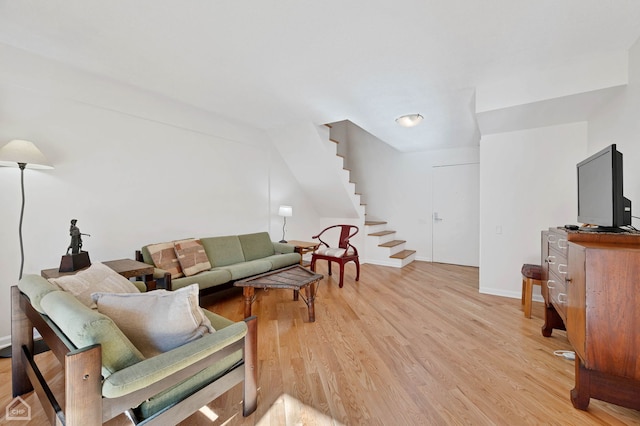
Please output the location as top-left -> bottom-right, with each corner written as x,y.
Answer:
588,37 -> 640,211
0,45 -> 319,346
479,123 -> 587,298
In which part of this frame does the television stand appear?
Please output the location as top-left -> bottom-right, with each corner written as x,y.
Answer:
541,227 -> 640,411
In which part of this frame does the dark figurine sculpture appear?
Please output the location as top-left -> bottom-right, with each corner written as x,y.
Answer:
66,219 -> 90,254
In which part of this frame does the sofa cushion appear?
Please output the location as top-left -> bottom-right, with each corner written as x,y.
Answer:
92,284 -> 215,358
174,239 -> 211,277
238,232 -> 275,261
166,269 -> 232,291
315,247 -> 356,257
201,236 -> 246,267
263,253 -> 302,270
147,241 -> 184,279
48,262 -> 140,308
18,274 -> 60,314
220,260 -> 272,280
40,290 -> 144,378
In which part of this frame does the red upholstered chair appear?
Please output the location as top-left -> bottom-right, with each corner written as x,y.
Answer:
310,225 -> 360,288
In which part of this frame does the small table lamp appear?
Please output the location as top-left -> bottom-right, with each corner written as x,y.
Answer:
278,205 -> 293,243
0,140 -> 53,279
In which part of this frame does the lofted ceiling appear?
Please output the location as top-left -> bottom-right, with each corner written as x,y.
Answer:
1,1 -> 640,152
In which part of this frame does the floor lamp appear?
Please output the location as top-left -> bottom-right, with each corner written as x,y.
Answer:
0,139 -> 54,280
278,205 -> 292,243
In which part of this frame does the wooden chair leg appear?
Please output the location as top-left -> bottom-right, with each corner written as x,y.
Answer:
523,277 -> 533,319
354,259 -> 360,281
338,263 -> 345,288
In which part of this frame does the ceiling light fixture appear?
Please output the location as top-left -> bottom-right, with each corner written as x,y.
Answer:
395,114 -> 424,128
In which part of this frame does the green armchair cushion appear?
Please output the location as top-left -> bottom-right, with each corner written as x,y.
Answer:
40,290 -> 144,378
17,274 -> 59,314
102,317 -> 246,399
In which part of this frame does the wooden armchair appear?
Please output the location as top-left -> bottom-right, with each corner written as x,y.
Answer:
310,224 -> 360,288
12,275 -> 257,425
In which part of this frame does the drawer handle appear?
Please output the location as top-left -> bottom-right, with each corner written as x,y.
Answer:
558,264 -> 567,274
548,235 -> 557,243
546,255 -> 556,265
547,279 -> 556,289
558,293 -> 567,304
558,238 -> 568,249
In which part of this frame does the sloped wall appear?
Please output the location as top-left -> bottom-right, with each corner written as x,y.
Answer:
0,44 -> 318,344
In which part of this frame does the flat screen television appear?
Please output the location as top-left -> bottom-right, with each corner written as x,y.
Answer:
576,144 -> 631,230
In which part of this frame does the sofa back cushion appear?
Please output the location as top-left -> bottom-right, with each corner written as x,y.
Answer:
200,236 -> 245,267
238,232 -> 275,261
40,291 -> 145,378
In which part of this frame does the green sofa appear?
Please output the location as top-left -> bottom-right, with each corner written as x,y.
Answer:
12,274 -> 257,425
136,231 -> 301,295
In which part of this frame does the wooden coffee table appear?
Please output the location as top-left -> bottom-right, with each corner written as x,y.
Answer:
234,265 -> 323,322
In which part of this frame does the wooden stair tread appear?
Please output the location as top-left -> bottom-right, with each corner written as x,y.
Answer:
379,240 -> 406,248
365,220 -> 387,226
390,250 -> 416,259
368,230 -> 395,237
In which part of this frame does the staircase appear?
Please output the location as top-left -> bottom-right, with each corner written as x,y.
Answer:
363,220 -> 417,267
327,124 -> 416,268
270,120 -> 416,268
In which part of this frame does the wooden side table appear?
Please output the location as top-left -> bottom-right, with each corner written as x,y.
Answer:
286,240 -> 319,266
41,258 -> 156,290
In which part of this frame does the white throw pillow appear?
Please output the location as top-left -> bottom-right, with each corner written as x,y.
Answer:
91,284 -> 215,358
48,262 -> 140,308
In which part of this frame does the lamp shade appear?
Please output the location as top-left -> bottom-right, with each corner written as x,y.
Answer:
278,205 -> 293,217
0,139 -> 53,169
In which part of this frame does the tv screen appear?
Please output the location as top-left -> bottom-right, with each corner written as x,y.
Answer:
576,144 -> 631,229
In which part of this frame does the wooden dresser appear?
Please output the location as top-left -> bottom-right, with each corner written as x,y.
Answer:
541,227 -> 640,410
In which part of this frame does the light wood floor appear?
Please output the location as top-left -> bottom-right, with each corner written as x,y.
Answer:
2,261 -> 640,425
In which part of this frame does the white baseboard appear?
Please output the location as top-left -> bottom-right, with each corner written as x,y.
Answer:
480,287 -> 544,302
0,335 -> 10,350
0,330 -> 43,350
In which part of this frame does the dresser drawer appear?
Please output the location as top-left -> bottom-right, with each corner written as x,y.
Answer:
547,249 -> 568,280
547,231 -> 569,257
547,272 -> 568,322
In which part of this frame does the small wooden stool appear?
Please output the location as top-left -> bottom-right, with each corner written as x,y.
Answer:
521,264 -> 543,318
